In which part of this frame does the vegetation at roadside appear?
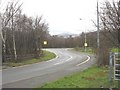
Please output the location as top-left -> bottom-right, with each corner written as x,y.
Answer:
73,47 -> 94,54
38,66 -> 119,88
3,50 -> 56,67
73,47 -> 120,54
111,48 -> 120,53
1,1 -> 49,63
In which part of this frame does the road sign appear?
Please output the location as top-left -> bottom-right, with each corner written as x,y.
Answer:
43,41 -> 48,45
84,43 -> 88,47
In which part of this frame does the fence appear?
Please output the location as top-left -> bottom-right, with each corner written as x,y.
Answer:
109,52 -> 120,81
113,52 -> 120,80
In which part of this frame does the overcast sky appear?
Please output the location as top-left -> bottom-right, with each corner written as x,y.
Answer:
0,0 -> 106,35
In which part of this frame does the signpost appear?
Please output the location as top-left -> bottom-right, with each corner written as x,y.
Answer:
84,42 -> 87,52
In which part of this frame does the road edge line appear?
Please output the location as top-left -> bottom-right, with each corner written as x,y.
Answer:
76,55 -> 90,66
3,50 -> 58,70
46,52 -> 59,62
54,55 -> 73,65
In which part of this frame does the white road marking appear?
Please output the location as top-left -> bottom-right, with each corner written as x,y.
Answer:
46,55 -> 59,62
2,64 -> 33,70
54,55 -> 72,65
45,49 -> 59,62
2,50 -> 58,70
76,55 -> 90,66
3,57 -> 54,70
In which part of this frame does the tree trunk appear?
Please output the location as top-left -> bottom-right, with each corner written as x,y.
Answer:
0,16 -> 6,62
13,34 -> 17,61
12,8 -> 17,62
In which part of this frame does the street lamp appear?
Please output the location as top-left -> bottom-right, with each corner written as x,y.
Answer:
79,18 -> 88,52
84,33 -> 87,52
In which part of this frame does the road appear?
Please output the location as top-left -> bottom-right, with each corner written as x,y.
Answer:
2,48 -> 96,88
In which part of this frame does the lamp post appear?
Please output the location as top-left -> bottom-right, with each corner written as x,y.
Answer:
84,33 -> 87,52
79,18 -> 88,52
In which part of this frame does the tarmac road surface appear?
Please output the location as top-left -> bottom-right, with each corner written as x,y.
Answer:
2,48 -> 96,88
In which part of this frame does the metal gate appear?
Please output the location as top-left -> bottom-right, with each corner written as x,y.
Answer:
114,52 -> 120,80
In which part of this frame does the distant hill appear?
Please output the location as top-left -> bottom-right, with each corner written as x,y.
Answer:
57,33 -> 80,38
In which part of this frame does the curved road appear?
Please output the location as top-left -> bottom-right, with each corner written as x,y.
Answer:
2,48 -> 96,88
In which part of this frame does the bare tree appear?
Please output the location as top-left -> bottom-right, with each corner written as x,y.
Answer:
10,1 -> 21,61
95,0 -> 120,66
1,1 -> 50,62
1,1 -> 22,61
100,0 -> 120,47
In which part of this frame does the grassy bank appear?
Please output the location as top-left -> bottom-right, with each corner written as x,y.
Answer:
39,66 -> 119,88
73,47 -> 94,54
3,50 -> 56,68
73,47 -> 120,54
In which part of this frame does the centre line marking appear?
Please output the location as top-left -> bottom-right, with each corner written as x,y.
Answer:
54,55 -> 73,65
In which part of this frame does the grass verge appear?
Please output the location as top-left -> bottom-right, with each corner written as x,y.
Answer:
72,47 -> 94,54
111,48 -> 120,52
37,66 -> 119,88
3,50 -> 56,67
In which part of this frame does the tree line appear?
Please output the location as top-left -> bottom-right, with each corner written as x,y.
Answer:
1,1 -> 49,62
44,32 -> 96,48
45,30 -> 116,49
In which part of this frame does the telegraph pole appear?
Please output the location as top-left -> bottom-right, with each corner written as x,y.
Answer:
118,0 -> 120,88
97,0 -> 100,49
97,0 -> 100,65
118,1 -> 120,47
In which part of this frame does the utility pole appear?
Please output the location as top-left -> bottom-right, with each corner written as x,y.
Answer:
97,0 -> 100,49
118,1 -> 120,88
118,1 -> 120,48
97,0 -> 100,65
